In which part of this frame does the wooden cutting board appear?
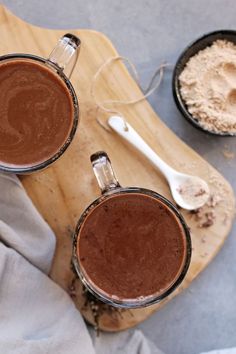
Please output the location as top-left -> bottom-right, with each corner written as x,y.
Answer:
1,5 -> 235,332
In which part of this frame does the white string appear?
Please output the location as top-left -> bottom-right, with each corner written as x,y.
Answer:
90,55 -> 172,131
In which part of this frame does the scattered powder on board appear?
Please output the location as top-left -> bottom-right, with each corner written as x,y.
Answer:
179,40 -> 236,134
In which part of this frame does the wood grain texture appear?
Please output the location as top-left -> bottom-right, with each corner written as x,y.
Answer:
1,5 -> 235,332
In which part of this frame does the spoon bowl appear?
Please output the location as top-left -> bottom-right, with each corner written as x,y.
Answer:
170,173 -> 210,210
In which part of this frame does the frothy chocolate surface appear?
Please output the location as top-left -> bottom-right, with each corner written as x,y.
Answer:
78,193 -> 187,300
0,59 -> 74,166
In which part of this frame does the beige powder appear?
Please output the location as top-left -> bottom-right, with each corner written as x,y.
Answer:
179,39 -> 236,134
177,178 -> 209,208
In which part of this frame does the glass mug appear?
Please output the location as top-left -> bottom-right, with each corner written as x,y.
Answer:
0,33 -> 80,174
73,151 -> 192,309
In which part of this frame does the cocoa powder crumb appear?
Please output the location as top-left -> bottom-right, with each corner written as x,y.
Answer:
207,194 -> 222,208
199,211 -> 216,228
68,276 -> 125,333
195,188 -> 207,197
200,218 -> 214,228
222,149 -> 235,160
190,197 -> 217,228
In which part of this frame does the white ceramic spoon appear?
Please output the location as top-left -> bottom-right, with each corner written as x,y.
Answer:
108,115 -> 210,210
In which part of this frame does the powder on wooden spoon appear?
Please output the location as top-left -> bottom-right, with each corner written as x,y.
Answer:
179,39 -> 236,134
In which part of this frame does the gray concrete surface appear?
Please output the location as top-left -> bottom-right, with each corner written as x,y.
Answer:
1,1 -> 235,353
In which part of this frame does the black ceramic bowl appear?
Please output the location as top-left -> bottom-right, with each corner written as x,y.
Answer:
172,30 -> 236,136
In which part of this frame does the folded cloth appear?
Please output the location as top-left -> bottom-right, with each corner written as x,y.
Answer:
0,173 -> 161,354
200,350 -> 236,354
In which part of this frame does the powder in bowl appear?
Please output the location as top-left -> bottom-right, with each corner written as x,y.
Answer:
179,39 -> 236,135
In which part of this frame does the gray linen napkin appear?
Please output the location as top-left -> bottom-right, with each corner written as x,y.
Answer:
0,172 -> 162,354
200,350 -> 236,354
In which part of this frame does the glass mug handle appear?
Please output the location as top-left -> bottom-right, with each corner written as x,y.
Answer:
91,151 -> 121,194
48,33 -> 81,78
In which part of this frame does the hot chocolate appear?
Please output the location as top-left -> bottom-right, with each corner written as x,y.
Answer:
77,192 -> 187,300
0,59 -> 74,167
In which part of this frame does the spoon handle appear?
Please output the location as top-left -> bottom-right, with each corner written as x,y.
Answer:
108,116 -> 175,181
